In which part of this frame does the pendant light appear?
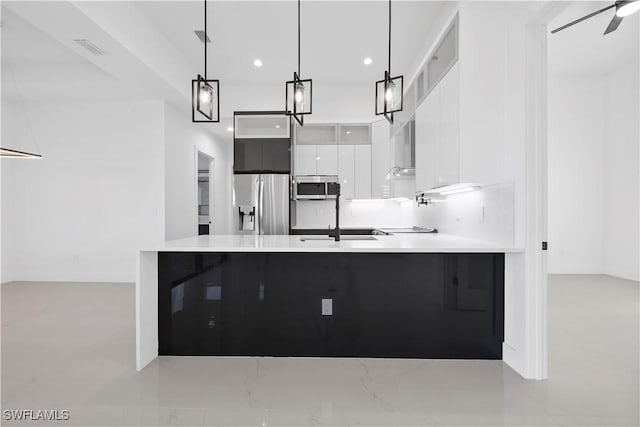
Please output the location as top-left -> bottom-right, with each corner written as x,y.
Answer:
375,0 -> 403,124
0,50 -> 42,159
192,0 -> 219,122
285,0 -> 312,126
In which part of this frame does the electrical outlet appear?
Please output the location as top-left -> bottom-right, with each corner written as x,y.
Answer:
321,299 -> 333,316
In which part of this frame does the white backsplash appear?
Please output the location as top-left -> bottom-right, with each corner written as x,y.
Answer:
293,199 -> 418,229
293,182 -> 515,246
415,182 -> 515,245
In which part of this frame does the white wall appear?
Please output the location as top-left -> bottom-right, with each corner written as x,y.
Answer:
455,2 -> 540,378
458,2 -> 530,249
547,77 -> 605,274
164,102 -> 233,241
603,62 -> 640,281
1,100 -> 165,283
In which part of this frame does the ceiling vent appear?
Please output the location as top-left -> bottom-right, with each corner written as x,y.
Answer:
194,30 -> 211,43
73,39 -> 107,56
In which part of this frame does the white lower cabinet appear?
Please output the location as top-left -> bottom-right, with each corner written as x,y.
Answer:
415,63 -> 459,192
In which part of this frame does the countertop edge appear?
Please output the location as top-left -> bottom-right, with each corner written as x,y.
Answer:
140,234 -> 524,254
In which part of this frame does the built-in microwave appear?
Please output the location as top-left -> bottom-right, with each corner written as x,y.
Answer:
293,175 -> 339,200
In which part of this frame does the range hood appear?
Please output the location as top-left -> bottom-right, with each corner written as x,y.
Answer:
386,166 -> 415,179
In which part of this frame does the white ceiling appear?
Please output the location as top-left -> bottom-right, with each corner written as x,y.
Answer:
134,1 -> 446,84
1,4 -> 181,103
548,1 -> 639,76
2,0 -> 446,121
1,8 -> 116,101
6,0 -> 637,105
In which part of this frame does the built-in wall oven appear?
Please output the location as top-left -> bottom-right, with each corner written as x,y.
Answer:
293,175 -> 340,200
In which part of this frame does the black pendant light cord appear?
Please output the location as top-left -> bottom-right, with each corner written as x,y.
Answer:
298,0 -> 301,76
204,0 -> 207,79
388,0 -> 391,74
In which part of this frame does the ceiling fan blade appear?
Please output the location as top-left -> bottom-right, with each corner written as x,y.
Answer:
551,4 -> 616,34
604,14 -> 624,34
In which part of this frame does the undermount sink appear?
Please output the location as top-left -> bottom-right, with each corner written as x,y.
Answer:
299,236 -> 378,242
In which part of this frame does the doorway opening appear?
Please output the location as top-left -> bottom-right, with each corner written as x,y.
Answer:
547,3 -> 639,281
544,1 -> 639,411
197,151 -> 214,235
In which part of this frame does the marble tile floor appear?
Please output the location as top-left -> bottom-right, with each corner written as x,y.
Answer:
1,275 -> 638,426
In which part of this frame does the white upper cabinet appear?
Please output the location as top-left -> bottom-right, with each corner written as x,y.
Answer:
437,64 -> 460,186
339,125 -> 370,145
415,63 -> 460,192
338,124 -> 371,199
294,124 -> 338,176
235,115 -> 290,139
354,145 -> 372,199
293,123 -> 372,199
338,145 -> 355,199
371,120 -> 391,199
415,84 -> 439,192
296,124 -> 338,145
426,20 -> 458,92
316,145 -> 339,175
294,144 -> 317,175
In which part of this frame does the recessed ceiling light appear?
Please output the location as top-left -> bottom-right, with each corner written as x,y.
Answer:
275,125 -> 281,128
346,131 -> 351,135
253,59 -> 263,67
227,127 -> 234,132
363,57 -> 373,66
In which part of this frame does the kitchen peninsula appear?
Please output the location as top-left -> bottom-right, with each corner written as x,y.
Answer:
136,233 -> 522,371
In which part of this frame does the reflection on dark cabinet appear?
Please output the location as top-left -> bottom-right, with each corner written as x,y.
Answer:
233,138 -> 291,174
158,252 -> 504,359
233,139 -> 263,173
261,139 -> 292,173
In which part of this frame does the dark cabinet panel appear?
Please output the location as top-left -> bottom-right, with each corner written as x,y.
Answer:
233,139 -> 263,173
261,139 -> 291,173
158,252 -> 504,359
158,253 -> 245,356
233,138 -> 291,174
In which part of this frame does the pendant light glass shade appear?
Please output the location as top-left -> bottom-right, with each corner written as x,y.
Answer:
192,0 -> 220,123
375,72 -> 403,120
285,0 -> 312,126
193,75 -> 219,122
286,72 -> 312,125
375,0 -> 403,124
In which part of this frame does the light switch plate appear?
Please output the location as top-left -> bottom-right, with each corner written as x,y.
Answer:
321,299 -> 333,316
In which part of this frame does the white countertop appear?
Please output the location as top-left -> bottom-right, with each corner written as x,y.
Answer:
143,234 -> 523,253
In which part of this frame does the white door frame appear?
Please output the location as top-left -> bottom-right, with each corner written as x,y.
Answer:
523,2 -> 567,380
195,147 -> 215,235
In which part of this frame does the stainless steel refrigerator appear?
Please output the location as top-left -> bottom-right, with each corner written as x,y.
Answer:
233,174 -> 290,235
